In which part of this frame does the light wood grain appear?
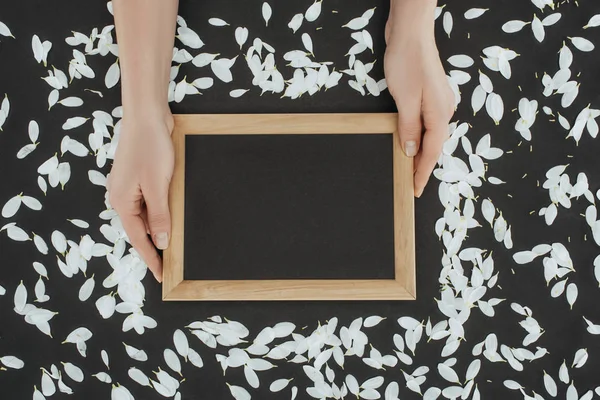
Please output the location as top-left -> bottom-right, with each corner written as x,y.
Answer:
164,279 -> 412,301
162,120 -> 185,298
163,113 -> 416,301
173,113 -> 397,134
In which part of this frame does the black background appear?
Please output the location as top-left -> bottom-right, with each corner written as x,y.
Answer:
1,0 -> 600,399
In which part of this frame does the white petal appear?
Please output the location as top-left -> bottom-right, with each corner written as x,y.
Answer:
124,343 -> 147,361
211,57 -> 237,83
344,17 -> 368,30
128,367 -> 150,386
61,363 -> 84,384
111,386 -> 131,400
364,316 -> 385,328
545,203 -> 558,225
466,359 -> 481,381
208,18 -> 229,26
176,27 -> 204,49
32,34 -> 43,63
288,13 -> 304,33
42,371 -> 56,395
48,89 -> 59,109
464,8 -> 488,20
471,85 -> 487,115
305,0 -> 322,22
498,55 -> 511,79
269,378 -> 290,392
570,36 -> 595,52
51,230 -> 67,253
97,350 -> 115,370
485,93 -> 504,125
438,363 -> 460,383
68,219 -> 89,228
551,279 -> 568,297
566,283 -> 578,309
191,77 -> 214,90
78,276 -> 95,301
244,364 -> 259,388
443,11 -> 453,37
17,143 -> 37,160
6,224 -> 30,241
542,13 -> 561,26
573,348 -> 588,368
26,120 -> 39,143
0,356 -> 25,369
188,348 -> 203,368
173,329 -> 189,359
302,33 -> 314,55
164,349 -> 182,375
543,371 -> 557,396
64,327 -> 92,343
2,195 -> 22,218
105,61 -> 120,89
567,382 -> 578,400
235,27 -> 248,49
0,21 -> 14,37
447,55 -> 474,68
192,52 -> 218,67
62,117 -> 88,130
366,76 -> 380,97
228,384 -> 251,400
229,89 -> 249,98
504,380 -> 522,390
584,14 -> 600,28
532,15 -> 545,42
91,372 -> 111,383
424,387 -> 442,400
481,199 -> 495,226
88,170 -> 107,186
262,2 -> 272,26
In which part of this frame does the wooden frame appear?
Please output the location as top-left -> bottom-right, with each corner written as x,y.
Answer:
163,113 -> 415,301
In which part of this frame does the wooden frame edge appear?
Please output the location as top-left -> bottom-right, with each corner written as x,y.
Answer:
163,279 -> 414,301
163,113 -> 416,301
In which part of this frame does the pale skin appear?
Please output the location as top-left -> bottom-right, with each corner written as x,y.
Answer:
108,0 -> 455,282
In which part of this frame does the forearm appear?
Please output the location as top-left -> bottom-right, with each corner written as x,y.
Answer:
389,0 -> 437,38
113,0 -> 179,116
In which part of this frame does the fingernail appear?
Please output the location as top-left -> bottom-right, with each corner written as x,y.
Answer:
415,187 -> 424,198
154,232 -> 169,250
404,140 -> 417,157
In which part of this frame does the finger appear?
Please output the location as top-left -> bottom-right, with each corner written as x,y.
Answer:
120,213 -> 163,282
414,123 -> 447,198
144,179 -> 172,251
139,201 -> 151,235
397,100 -> 423,158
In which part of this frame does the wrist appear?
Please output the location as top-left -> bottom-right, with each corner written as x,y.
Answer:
121,103 -> 172,125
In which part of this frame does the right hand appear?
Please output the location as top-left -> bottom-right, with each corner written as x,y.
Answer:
107,108 -> 175,282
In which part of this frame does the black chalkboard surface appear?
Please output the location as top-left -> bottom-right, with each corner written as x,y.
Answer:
183,133 -> 395,280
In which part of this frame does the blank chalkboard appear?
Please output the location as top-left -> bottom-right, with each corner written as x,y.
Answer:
163,114 -> 415,301
183,133 -> 395,280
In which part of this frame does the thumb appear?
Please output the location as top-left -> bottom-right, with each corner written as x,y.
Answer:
397,111 -> 422,158
145,185 -> 172,250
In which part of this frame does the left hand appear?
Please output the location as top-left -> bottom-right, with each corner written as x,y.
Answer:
384,0 -> 455,197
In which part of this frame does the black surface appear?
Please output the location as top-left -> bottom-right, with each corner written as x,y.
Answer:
184,133 -> 395,280
2,0 -> 600,399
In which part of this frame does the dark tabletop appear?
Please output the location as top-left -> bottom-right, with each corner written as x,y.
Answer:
1,0 -> 600,399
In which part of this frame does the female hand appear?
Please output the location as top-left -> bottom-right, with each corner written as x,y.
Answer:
384,0 -> 455,197
107,109 -> 175,282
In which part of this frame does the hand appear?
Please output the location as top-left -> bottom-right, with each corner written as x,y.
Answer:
384,0 -> 455,197
107,108 -> 175,282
